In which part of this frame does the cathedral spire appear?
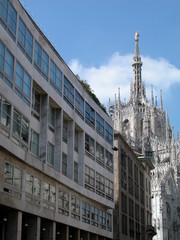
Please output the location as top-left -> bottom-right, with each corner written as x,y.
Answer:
134,32 -> 140,57
118,88 -> 121,111
160,90 -> 163,110
151,85 -> 154,106
114,94 -> 117,113
132,32 -> 143,99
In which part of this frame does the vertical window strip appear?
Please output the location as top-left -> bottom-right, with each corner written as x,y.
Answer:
12,109 -> 29,144
50,60 -> 62,95
0,96 -> 11,131
0,42 -> 14,87
15,61 -> 31,106
63,76 -> 74,109
47,142 -> 54,166
18,17 -> 33,62
30,130 -> 39,156
62,152 -> 67,176
34,41 -> 49,80
85,102 -> 95,128
75,90 -> 84,119
0,0 -> 17,40
105,122 -> 113,145
74,161 -> 78,183
96,113 -> 104,137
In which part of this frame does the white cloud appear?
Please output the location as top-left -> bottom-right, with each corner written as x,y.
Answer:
69,52 -> 180,106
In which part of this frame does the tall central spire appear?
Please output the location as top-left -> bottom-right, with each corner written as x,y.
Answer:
132,32 -> 143,99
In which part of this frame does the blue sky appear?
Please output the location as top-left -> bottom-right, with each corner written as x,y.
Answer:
20,0 -> 180,137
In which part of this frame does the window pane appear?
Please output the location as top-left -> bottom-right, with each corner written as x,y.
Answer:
4,162 -> 13,185
62,153 -> 67,176
34,177 -> 40,197
15,62 -> 23,89
22,117 -> 29,143
1,98 -> 11,127
0,41 -> 5,70
18,18 -> 25,45
26,173 -> 33,194
0,0 -> 8,21
13,110 -> 21,136
14,167 -> 22,189
4,49 -> 14,80
7,3 -> 17,34
31,130 -> 39,156
48,143 -> 54,166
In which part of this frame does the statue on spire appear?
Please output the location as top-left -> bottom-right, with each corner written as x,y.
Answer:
135,32 -> 139,41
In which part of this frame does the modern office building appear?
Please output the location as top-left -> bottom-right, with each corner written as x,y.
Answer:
0,0 -> 114,239
113,132 -> 156,240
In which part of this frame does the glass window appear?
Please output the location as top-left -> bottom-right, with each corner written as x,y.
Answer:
4,48 -> 14,81
62,152 -> 67,176
74,161 -> 78,183
0,97 -> 11,128
4,162 -> 13,185
13,109 -> 29,144
75,90 -> 84,119
74,130 -> 78,152
48,105 -> 55,129
106,179 -> 113,201
105,150 -> 113,172
13,109 -> 21,137
85,133 -> 95,157
107,213 -> 112,232
32,88 -> 40,120
71,195 -> 80,220
15,61 -> 31,105
26,173 -> 40,197
22,116 -> 29,143
0,0 -> 17,40
96,142 -> 104,165
58,189 -> 69,216
96,172 -> 105,197
30,130 -> 39,156
100,210 -> 106,229
34,41 -> 49,80
47,142 -> 54,166
63,76 -> 74,109
82,201 -> 90,224
18,17 -> 33,62
0,42 -> 14,86
105,122 -> 113,145
85,165 -> 95,192
43,182 -> 56,204
91,206 -> 98,226
96,113 -> 104,137
0,41 -> 5,70
4,162 -> 22,190
50,60 -> 62,94
85,102 -> 95,128
62,119 -> 68,143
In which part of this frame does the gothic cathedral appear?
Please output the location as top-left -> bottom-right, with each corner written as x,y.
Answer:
109,33 -> 180,240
